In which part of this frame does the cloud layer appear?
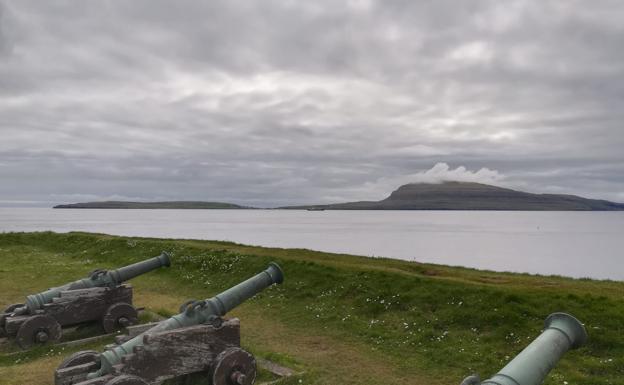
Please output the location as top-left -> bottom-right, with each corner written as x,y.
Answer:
407,163 -> 504,185
0,0 -> 623,206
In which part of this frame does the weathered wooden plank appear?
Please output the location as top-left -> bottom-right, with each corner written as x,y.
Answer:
4,315 -> 29,336
54,318 -> 263,385
55,361 -> 101,384
116,318 -> 240,384
257,358 -> 296,378
45,285 -> 133,326
59,332 -> 117,348
55,359 -> 114,385
61,375 -> 112,385
4,285 -> 137,349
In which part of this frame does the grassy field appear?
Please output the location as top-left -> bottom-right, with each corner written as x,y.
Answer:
0,232 -> 623,385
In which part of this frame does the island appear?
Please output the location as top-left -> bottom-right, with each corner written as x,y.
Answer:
53,201 -> 250,209
54,182 -> 624,211
282,181 -> 624,211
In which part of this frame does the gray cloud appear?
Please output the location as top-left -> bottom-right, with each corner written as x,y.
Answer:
0,0 -> 623,207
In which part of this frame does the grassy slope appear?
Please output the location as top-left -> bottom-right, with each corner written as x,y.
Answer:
0,232 -> 623,385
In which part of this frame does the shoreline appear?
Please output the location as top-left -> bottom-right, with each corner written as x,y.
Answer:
1,230 -> 621,283
0,229 -> 608,282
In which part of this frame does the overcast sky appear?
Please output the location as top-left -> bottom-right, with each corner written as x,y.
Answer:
1,0 -> 623,207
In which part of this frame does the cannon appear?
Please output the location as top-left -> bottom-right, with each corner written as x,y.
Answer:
54,262 -> 284,385
0,252 -> 171,349
460,312 -> 587,385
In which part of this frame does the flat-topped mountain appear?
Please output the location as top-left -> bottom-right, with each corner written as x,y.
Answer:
53,201 -> 250,209
285,182 -> 624,211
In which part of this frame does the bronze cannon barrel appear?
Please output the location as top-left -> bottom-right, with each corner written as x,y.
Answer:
462,312 -> 587,385
106,252 -> 171,283
23,252 -> 171,314
88,262 -> 284,379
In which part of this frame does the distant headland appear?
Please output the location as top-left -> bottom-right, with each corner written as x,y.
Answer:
54,182 -> 624,211
283,181 -> 624,211
53,201 -> 250,209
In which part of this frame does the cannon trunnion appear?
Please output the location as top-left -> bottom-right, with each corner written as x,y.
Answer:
54,263 -> 285,385
0,252 -> 171,349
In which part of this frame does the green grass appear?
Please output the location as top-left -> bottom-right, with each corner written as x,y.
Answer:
0,231 -> 623,385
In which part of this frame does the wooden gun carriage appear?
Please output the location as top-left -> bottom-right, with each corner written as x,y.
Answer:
0,252 -> 170,349
54,263 -> 284,385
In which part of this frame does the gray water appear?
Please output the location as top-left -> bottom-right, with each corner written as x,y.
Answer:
0,208 -> 622,280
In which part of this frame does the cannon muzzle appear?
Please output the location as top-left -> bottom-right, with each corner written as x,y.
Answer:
22,252 -> 171,314
202,262 -> 284,316
463,312 -> 587,385
107,252 -> 171,283
89,262 -> 284,379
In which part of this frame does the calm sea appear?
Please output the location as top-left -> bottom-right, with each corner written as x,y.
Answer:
0,208 -> 622,280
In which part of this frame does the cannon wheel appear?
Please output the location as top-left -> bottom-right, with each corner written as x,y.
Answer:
57,350 -> 99,369
105,375 -> 149,385
3,303 -> 24,314
16,314 -> 62,349
212,347 -> 257,385
102,303 -> 138,333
